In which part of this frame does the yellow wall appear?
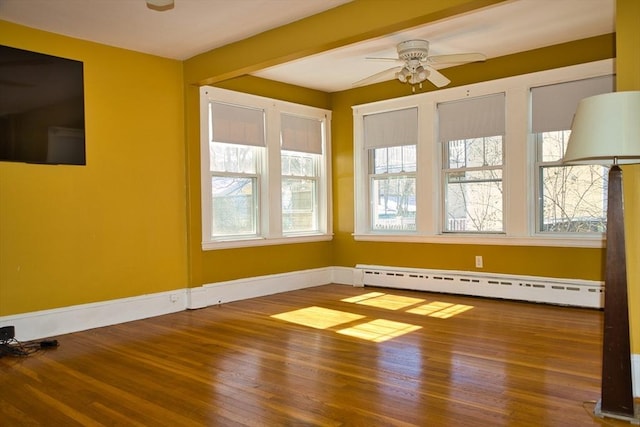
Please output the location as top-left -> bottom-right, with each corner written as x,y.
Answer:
330,35 -> 614,280
0,21 -> 188,315
1,0 -> 632,321
617,0 -> 640,355
182,0 -> 510,286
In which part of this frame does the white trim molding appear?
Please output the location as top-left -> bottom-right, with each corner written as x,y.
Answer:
2,265 -> 635,398
0,289 -> 188,342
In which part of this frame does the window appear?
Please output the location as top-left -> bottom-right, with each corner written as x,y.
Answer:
280,113 -> 324,234
353,59 -> 613,247
208,102 -> 264,238
364,108 -> 417,232
200,87 -> 331,249
438,94 -> 505,233
531,76 -> 614,234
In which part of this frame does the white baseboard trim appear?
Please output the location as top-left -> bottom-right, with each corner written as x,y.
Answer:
0,267 -> 338,342
191,267 -> 334,308
0,289 -> 188,342
2,265 -> 638,397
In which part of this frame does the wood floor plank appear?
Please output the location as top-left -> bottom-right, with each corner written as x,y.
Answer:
0,284 -> 630,426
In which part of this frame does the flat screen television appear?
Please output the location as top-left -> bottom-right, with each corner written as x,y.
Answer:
0,44 -> 86,165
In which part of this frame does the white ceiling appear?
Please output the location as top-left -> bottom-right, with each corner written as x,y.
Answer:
0,0 -> 615,93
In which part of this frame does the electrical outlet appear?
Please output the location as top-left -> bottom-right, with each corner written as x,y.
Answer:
170,294 -> 178,303
475,255 -> 483,268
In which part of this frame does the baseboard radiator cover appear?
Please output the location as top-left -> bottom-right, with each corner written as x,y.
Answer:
354,264 -> 604,309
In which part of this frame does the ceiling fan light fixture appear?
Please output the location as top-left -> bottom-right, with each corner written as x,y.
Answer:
146,0 -> 174,11
396,67 -> 411,83
415,66 -> 429,82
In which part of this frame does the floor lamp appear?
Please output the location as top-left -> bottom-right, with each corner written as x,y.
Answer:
564,91 -> 640,424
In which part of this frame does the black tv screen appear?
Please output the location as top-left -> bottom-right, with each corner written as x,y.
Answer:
0,45 -> 85,165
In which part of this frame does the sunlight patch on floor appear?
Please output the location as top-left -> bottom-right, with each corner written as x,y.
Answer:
407,302 -> 474,318
271,306 -> 365,329
341,292 -> 386,303
342,293 -> 425,310
343,292 -> 474,319
271,292 -> 473,342
337,319 -> 422,343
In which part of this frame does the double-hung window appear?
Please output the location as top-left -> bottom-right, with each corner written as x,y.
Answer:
209,102 -> 264,238
438,93 -> 505,233
200,87 -> 332,249
531,75 -> 614,234
353,59 -> 613,247
280,113 -> 323,234
363,108 -> 418,232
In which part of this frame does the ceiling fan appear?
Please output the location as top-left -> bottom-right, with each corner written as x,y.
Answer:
353,39 -> 486,91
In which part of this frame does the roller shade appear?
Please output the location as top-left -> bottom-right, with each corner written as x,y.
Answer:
211,102 -> 265,146
531,75 -> 614,133
281,114 -> 323,154
363,107 -> 418,149
438,93 -> 505,142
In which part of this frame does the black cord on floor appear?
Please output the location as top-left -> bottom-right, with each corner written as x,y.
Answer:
0,337 -> 58,358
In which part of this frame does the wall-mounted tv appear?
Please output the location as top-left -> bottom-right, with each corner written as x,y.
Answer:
0,44 -> 85,165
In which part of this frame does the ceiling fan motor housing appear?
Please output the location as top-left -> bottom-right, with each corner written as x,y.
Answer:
397,39 -> 430,61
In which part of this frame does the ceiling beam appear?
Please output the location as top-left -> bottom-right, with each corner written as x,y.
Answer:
184,0 -> 509,86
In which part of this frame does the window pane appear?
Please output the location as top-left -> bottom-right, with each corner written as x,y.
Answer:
447,137 -> 502,169
281,151 -> 315,177
536,130 -> 607,233
371,175 -> 416,231
538,130 -> 570,162
212,177 -> 257,236
282,178 -> 317,232
210,142 -> 257,173
445,170 -> 503,232
540,165 -> 607,232
373,145 -> 416,174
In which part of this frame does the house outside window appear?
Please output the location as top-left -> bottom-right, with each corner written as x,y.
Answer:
200,87 -> 332,249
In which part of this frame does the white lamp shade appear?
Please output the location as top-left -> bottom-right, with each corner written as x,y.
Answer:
564,91 -> 640,165
146,0 -> 174,10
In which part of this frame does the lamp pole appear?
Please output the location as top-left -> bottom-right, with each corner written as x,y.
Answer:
597,164 -> 635,419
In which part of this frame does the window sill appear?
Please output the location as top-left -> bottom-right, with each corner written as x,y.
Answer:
352,233 -> 604,248
202,233 -> 333,251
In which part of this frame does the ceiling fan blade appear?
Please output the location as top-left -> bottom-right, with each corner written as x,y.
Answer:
425,66 -> 451,88
427,52 -> 486,65
353,66 -> 402,87
365,57 -> 402,62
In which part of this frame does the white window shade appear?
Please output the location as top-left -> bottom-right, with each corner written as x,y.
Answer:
281,114 -> 323,154
211,102 -> 265,146
363,107 -> 418,149
438,93 -> 505,142
531,75 -> 614,133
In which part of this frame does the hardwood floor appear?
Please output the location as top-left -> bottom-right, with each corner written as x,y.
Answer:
0,284 -> 630,426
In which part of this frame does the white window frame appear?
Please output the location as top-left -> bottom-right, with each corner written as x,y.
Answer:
200,87 -> 332,250
353,59 -> 614,248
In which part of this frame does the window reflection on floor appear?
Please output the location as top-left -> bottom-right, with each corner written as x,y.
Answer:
342,292 -> 426,310
407,301 -> 474,318
271,306 -> 364,329
271,291 -> 474,342
337,319 -> 422,343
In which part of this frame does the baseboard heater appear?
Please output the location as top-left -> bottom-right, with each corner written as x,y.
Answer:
355,264 -> 604,309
